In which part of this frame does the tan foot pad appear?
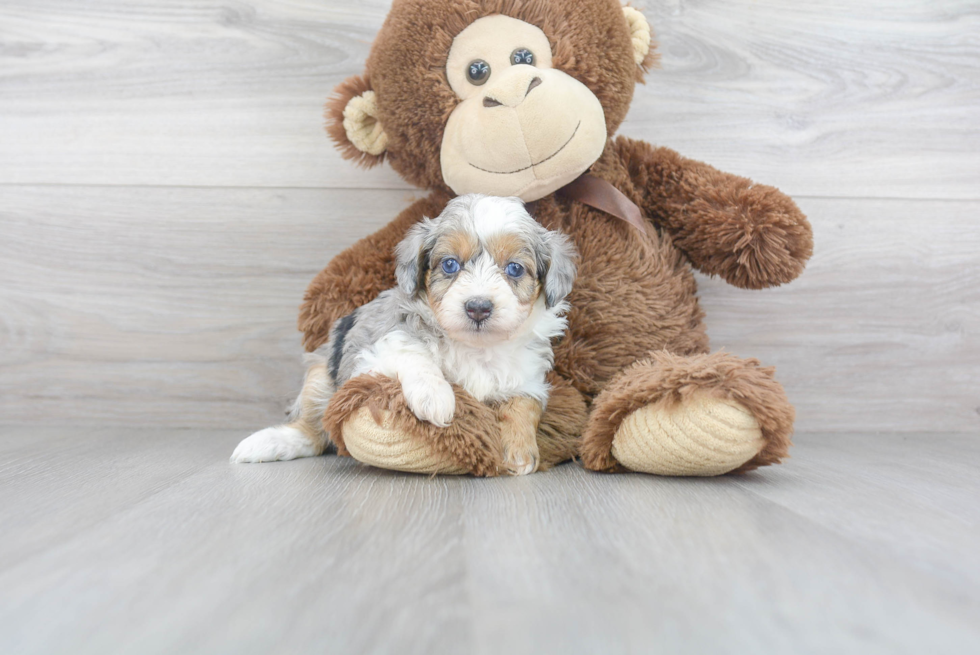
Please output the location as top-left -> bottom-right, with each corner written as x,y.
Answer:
611,394 -> 764,476
342,407 -> 468,475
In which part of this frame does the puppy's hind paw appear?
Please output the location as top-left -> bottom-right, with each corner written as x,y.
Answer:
503,446 -> 539,476
230,426 -> 320,463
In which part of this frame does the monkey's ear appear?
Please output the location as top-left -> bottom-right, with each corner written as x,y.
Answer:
622,6 -> 659,76
325,75 -> 388,168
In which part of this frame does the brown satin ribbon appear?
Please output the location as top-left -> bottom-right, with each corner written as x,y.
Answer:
559,173 -> 648,233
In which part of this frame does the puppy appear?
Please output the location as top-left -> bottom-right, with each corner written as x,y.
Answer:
231,194 -> 577,475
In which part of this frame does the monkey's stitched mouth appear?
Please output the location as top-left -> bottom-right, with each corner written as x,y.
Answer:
468,121 -> 581,175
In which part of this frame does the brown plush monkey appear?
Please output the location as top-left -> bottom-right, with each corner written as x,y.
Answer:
299,0 -> 812,476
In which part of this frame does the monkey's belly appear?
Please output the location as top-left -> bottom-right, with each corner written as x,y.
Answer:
551,220 -> 709,397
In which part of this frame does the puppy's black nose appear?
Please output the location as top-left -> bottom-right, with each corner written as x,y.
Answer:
465,298 -> 493,322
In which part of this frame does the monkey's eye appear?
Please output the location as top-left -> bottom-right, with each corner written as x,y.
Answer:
505,262 -> 525,278
467,60 -> 491,86
511,48 -> 535,66
442,258 -> 461,274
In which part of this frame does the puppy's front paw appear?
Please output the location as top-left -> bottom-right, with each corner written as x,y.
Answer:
231,426 -> 319,463
403,375 -> 456,427
503,443 -> 539,476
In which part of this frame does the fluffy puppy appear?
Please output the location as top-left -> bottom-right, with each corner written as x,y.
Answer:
232,194 -> 577,475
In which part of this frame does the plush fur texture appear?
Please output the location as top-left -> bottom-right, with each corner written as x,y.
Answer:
580,351 -> 795,473
611,138 -> 813,289
324,374 -> 504,477
300,0 -> 812,476
323,372 -> 587,476
326,75 -> 385,169
534,373 -> 588,470
325,0 -> 654,190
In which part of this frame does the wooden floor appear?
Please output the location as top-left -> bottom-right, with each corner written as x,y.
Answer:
1,428 -> 978,654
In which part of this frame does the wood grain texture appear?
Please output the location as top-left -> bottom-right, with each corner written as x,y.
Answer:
1,0 -> 978,198
729,433 -> 980,590
699,197 -> 980,433
2,188 -> 978,432
0,186 -> 420,428
1,428 -> 978,654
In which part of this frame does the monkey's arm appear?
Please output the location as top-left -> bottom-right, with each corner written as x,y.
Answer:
613,136 -> 813,289
298,192 -> 451,351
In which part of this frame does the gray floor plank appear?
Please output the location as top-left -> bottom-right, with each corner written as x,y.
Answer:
730,433 -> 980,588
0,428 -> 236,568
1,429 -> 978,654
460,467 -> 980,654
1,433 -> 470,655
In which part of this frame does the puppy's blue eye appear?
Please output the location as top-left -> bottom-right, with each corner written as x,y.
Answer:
441,258 -> 460,274
505,262 -> 524,278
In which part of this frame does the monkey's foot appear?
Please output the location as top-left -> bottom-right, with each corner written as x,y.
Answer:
582,351 -> 794,476
610,394 -> 763,476
341,407 -> 469,475
324,374 -> 503,477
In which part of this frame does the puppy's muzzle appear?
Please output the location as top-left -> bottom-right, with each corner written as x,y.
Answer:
464,297 -> 493,324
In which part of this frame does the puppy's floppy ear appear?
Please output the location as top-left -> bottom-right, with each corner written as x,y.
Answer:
325,74 -> 388,168
536,231 -> 578,308
395,218 -> 435,298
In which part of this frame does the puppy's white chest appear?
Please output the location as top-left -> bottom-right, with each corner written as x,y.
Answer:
440,339 -> 549,404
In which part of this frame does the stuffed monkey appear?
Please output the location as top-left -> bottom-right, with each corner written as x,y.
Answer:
293,0 -> 812,476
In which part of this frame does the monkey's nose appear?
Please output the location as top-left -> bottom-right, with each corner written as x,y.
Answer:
464,298 -> 494,322
483,76 -> 543,108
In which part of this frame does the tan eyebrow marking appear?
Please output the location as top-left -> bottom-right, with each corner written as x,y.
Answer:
485,232 -> 539,305
432,229 -> 479,264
